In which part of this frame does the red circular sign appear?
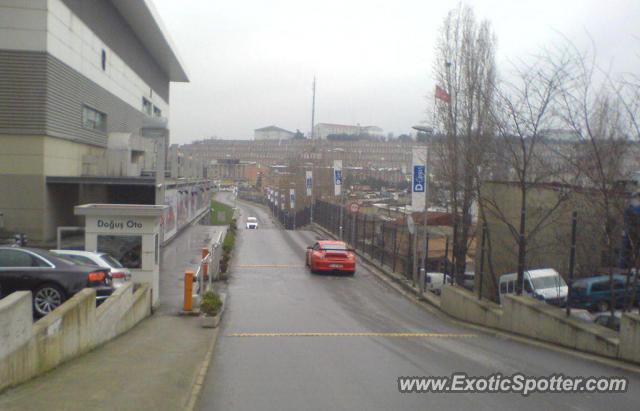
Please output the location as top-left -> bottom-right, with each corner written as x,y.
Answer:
349,202 -> 360,213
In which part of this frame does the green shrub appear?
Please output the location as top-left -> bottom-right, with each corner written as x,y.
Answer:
200,290 -> 222,316
210,197 -> 234,225
222,230 -> 235,254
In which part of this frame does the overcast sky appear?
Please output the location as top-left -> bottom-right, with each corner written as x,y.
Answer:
152,0 -> 640,144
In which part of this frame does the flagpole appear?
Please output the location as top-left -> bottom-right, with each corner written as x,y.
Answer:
432,85 -> 437,131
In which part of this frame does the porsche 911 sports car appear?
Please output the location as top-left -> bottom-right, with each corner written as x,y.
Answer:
305,240 -> 355,275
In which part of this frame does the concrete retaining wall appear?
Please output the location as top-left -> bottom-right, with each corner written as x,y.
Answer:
0,292 -> 32,361
620,313 -> 640,363
0,283 -> 152,392
441,285 -> 639,364
501,295 -> 620,358
441,286 -> 503,329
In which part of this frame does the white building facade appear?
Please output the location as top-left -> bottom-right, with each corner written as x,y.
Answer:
0,0 -> 189,242
313,123 -> 384,139
254,125 -> 295,140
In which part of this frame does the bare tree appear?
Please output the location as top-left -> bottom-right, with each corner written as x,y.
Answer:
556,43 -> 631,316
616,64 -> 640,309
433,4 -> 497,285
483,49 -> 576,295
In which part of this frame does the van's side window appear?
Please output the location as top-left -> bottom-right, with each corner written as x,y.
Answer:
613,281 -> 626,290
500,282 -> 507,294
591,282 -> 608,293
507,281 -> 514,293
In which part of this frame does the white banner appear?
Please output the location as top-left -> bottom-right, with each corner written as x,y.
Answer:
275,190 -> 279,206
281,193 -> 285,210
290,188 -> 296,209
305,171 -> 313,196
411,146 -> 428,212
333,160 -> 342,196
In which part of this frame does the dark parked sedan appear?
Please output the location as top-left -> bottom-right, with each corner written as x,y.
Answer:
0,247 -> 114,317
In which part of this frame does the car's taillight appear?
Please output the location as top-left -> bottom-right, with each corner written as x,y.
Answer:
111,272 -> 126,279
88,271 -> 106,282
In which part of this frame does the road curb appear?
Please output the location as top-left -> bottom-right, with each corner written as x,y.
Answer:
310,223 -> 640,375
184,293 -> 227,411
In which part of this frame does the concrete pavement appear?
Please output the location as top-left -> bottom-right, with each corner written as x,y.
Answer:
197,195 -> 640,411
0,221 -> 224,411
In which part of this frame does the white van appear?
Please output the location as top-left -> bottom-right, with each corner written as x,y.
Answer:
498,268 -> 568,306
424,272 -> 452,295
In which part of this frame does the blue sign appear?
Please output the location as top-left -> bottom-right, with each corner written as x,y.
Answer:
413,165 -> 426,192
306,177 -> 313,189
335,170 -> 342,186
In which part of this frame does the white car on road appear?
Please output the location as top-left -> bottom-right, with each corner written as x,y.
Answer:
246,217 -> 258,229
50,250 -> 132,288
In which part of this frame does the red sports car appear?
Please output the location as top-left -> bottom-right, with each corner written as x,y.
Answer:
306,240 -> 356,275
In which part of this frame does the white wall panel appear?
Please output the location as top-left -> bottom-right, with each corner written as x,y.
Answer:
46,0 -> 169,117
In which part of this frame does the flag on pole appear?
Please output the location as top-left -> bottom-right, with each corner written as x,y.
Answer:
411,146 -> 428,212
333,160 -> 342,196
305,171 -> 313,196
435,85 -> 451,103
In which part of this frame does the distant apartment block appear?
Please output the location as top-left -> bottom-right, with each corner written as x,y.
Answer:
254,125 -> 295,140
0,0 -> 189,242
313,123 -> 383,139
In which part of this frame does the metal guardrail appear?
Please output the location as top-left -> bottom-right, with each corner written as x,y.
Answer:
184,230 -> 224,312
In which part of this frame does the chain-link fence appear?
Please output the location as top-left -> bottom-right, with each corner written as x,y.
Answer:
313,200 -> 451,283
268,201 -> 312,230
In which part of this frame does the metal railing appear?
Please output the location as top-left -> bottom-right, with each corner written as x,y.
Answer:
183,230 -> 224,312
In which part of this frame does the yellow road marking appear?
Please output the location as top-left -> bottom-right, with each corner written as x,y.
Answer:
226,332 -> 477,338
234,264 -> 305,269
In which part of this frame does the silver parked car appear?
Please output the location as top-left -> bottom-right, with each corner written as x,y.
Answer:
50,250 -> 132,288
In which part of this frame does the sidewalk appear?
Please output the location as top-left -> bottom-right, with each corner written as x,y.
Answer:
0,224 -> 225,411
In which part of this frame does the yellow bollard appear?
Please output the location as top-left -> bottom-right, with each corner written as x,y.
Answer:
183,271 -> 194,312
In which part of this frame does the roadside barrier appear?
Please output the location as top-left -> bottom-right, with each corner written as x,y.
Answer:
183,231 -> 225,312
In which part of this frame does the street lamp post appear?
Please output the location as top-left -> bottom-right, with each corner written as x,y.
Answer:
412,125 -> 432,293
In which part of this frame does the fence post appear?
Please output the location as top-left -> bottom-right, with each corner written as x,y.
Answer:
411,226 -> 420,287
353,211 -> 358,250
444,237 -> 451,285
566,211 -> 578,317
362,214 -> 367,252
478,223 -> 486,300
370,218 -> 376,258
380,222 -> 385,266
392,225 -> 398,273
407,232 -> 413,281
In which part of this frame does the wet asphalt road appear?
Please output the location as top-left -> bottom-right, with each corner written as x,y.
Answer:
197,193 -> 640,411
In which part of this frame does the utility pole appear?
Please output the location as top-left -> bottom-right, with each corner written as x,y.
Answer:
311,76 -> 316,139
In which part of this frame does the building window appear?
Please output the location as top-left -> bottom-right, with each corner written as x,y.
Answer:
101,49 -> 106,71
153,106 -> 162,117
82,105 -> 107,132
97,235 -> 142,269
142,97 -> 153,116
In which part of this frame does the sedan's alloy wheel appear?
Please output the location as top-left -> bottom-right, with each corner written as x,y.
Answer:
34,286 -> 63,316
